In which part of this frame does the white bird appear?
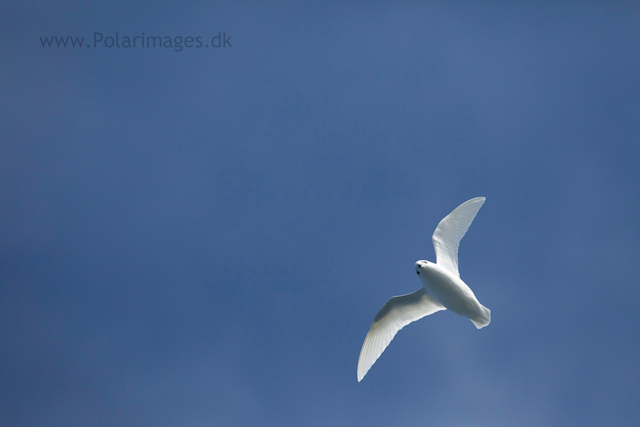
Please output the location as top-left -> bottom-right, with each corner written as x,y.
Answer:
357,197 -> 490,382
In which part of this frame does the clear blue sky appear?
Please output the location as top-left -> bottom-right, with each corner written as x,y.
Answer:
2,2 -> 640,426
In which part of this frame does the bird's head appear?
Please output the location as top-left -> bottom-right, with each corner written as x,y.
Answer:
415,260 -> 431,276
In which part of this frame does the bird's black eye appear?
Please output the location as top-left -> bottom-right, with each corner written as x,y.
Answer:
416,270 -> 420,275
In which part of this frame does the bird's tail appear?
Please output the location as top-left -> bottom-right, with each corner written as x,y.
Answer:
470,305 -> 491,329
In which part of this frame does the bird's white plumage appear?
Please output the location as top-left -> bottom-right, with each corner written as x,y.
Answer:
432,197 -> 485,277
357,197 -> 489,382
357,288 -> 445,382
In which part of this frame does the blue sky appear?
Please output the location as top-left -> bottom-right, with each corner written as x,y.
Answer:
2,1 -> 640,426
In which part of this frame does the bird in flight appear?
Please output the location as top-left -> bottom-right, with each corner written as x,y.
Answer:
357,197 -> 490,382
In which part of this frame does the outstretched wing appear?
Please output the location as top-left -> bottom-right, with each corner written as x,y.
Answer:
432,197 -> 485,277
357,288 -> 445,382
